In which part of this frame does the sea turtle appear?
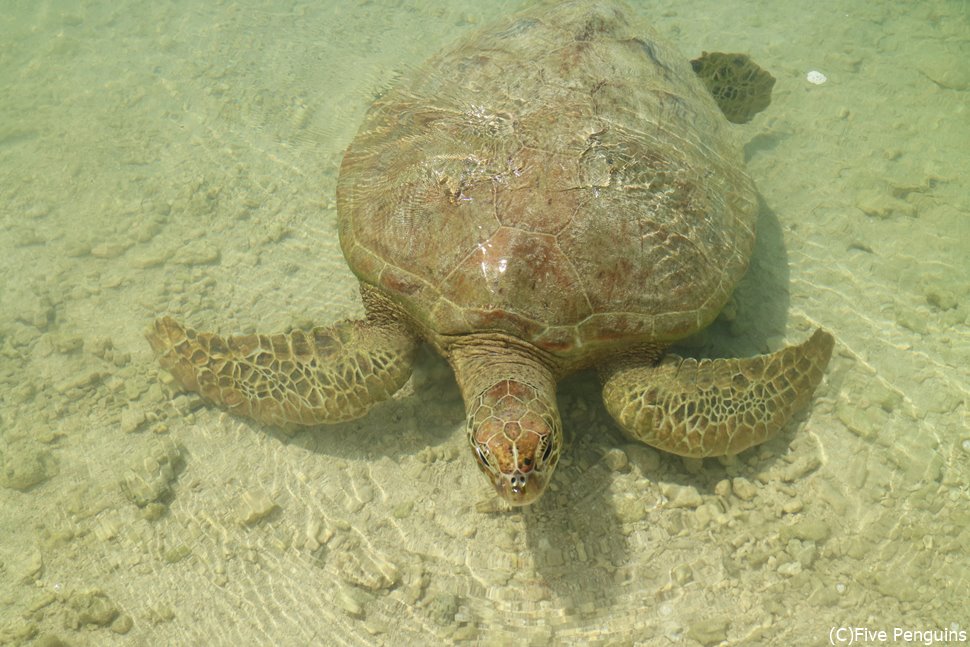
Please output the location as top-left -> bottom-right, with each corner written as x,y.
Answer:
147,1 -> 834,506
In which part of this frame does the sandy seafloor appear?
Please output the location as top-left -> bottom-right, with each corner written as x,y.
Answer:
0,0 -> 967,645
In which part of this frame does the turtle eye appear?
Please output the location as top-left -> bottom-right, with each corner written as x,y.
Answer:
541,440 -> 553,463
476,446 -> 490,466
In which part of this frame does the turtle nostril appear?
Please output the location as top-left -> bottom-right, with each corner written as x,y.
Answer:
509,471 -> 528,491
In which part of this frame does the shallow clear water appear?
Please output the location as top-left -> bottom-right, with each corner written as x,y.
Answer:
1,1 -> 967,645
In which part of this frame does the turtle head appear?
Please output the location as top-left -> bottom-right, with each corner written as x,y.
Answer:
466,379 -> 562,506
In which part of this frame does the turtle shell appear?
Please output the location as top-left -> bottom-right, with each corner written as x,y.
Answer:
337,1 -> 757,361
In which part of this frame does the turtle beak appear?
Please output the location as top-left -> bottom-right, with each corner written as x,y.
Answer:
495,469 -> 546,506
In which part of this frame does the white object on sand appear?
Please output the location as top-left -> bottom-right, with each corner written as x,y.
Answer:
806,70 -> 828,85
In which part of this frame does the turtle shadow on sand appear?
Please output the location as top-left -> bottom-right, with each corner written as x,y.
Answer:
673,194 -> 792,361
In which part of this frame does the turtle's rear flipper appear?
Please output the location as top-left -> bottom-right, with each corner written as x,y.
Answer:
601,329 -> 834,457
146,316 -> 417,427
690,52 -> 776,124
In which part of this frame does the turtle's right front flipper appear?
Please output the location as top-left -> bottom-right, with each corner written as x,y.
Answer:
146,316 -> 417,426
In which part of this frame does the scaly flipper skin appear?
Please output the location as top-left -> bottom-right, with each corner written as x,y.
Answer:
601,329 -> 834,457
690,52 -> 776,124
145,316 -> 417,427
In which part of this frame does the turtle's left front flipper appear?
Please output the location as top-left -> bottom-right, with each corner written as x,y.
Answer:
146,316 -> 417,427
601,329 -> 834,457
